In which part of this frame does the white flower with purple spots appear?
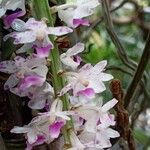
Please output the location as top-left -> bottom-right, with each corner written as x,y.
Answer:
59,60 -> 113,98
60,43 -> 84,70
79,120 -> 120,149
11,116 -> 51,145
0,55 -> 48,91
27,82 -> 54,110
56,0 -> 100,28
11,99 -> 71,148
4,18 -> 73,55
11,115 -> 65,149
39,99 -> 71,123
74,98 -> 118,133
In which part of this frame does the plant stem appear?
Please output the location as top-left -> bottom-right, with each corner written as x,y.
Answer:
101,0 -> 136,71
33,0 -> 72,146
124,33 -> 150,108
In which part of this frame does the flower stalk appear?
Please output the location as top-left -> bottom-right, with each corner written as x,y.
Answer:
32,0 -> 72,146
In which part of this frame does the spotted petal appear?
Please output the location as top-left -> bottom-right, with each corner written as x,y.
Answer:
0,61 -> 18,74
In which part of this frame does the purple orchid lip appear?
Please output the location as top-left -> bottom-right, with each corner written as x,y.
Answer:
49,121 -> 65,138
19,74 -> 45,90
77,88 -> 95,98
3,10 -> 25,29
73,18 -> 90,27
73,55 -> 82,64
35,135 -> 46,144
34,44 -> 53,58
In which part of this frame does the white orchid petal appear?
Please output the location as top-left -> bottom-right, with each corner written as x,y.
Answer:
91,60 -> 107,74
28,99 -> 46,110
105,128 -> 120,138
5,0 -> 25,11
60,53 -> 79,70
10,126 -> 29,133
58,9 -> 75,28
102,98 -> 118,112
66,43 -> 85,56
88,79 -> 106,93
13,31 -> 36,44
59,84 -> 72,96
0,7 -> 6,17
27,131 -> 38,144
70,131 -> 85,149
11,19 -> 26,31
50,99 -> 59,113
85,116 -> 97,133
98,73 -> 114,81
4,74 -> 19,90
0,60 -> 18,74
56,112 -> 71,120
32,65 -> 48,78
47,26 -> 73,36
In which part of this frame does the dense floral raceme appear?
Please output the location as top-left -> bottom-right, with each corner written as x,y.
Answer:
0,0 -> 120,149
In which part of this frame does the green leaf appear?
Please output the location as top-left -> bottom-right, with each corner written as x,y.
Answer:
134,128 -> 150,145
1,39 -> 15,60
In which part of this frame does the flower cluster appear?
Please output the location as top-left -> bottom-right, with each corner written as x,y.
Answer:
0,0 -> 120,150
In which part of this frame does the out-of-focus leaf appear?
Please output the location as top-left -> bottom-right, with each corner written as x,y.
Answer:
1,39 -> 15,60
134,128 -> 150,145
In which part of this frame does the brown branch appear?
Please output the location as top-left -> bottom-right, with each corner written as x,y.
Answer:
101,0 -> 137,71
124,33 -> 150,108
107,65 -> 133,76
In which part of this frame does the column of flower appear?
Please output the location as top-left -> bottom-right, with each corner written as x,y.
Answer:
0,0 -> 120,150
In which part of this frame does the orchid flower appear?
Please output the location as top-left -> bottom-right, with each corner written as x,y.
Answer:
11,115 -> 65,149
27,82 -> 54,110
74,98 -> 118,133
79,121 -> 120,149
72,102 -> 119,149
60,43 -> 84,70
0,56 -> 48,91
4,18 -> 73,55
11,115 -> 53,145
39,99 -> 71,123
56,0 -> 100,28
10,81 -> 54,110
59,60 -> 113,98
